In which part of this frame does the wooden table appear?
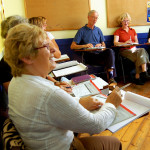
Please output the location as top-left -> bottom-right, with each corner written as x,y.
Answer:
74,47 -> 107,52
78,81 -> 150,150
144,43 -> 150,45
73,48 -> 107,63
112,43 -> 144,48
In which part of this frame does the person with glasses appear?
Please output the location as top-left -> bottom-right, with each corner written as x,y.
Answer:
70,10 -> 117,86
4,23 -> 122,150
114,12 -> 150,85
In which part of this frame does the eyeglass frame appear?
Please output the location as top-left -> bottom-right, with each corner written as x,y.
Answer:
34,43 -> 50,50
122,20 -> 130,23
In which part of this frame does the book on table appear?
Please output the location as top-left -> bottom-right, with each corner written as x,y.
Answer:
92,91 -> 150,133
71,78 -> 150,133
71,77 -> 109,97
50,60 -> 87,78
71,74 -> 91,84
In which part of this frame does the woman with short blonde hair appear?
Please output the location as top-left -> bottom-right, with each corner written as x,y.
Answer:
114,12 -> 150,85
4,23 -> 122,150
117,12 -> 131,26
4,23 -> 46,77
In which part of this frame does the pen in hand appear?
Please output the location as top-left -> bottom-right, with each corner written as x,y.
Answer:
107,83 -> 131,96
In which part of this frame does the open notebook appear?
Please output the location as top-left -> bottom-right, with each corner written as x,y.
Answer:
72,79 -> 150,133
71,78 -> 108,97
92,91 -> 150,133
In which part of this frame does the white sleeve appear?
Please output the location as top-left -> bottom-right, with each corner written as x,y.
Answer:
46,32 -> 54,40
45,88 -> 117,135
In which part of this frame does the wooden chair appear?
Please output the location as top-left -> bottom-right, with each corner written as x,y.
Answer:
73,50 -> 107,80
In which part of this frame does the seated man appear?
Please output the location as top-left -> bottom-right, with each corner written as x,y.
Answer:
70,10 -> 116,85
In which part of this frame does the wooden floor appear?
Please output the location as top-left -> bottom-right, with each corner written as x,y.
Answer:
78,80 -> 150,150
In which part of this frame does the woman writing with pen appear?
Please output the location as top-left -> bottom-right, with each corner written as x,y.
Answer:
4,23 -> 122,150
114,12 -> 150,85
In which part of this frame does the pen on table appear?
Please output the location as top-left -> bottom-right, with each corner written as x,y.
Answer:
65,86 -> 72,89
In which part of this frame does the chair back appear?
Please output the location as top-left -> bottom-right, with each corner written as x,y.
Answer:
1,118 -> 25,150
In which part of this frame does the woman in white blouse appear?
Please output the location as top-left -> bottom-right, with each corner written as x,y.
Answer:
4,23 -> 122,150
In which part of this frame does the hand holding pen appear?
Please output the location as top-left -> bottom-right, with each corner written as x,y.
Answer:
106,86 -> 122,108
106,83 -> 131,108
55,81 -> 72,93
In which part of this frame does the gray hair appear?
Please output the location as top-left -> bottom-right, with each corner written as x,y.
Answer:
88,10 -> 98,16
1,15 -> 28,38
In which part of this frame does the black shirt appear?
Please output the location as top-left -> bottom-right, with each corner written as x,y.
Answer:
148,28 -> 150,39
0,57 -> 12,84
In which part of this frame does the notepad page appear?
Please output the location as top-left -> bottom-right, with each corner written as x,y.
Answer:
72,80 -> 100,97
52,54 -> 69,62
85,46 -> 106,50
92,77 -> 108,89
54,60 -> 79,70
72,84 -> 91,97
53,63 -> 87,77
107,91 -> 150,132
124,91 -> 150,107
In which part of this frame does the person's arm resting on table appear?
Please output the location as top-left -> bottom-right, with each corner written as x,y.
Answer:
47,87 -> 122,134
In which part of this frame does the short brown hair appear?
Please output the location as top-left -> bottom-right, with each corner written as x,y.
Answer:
28,17 -> 43,28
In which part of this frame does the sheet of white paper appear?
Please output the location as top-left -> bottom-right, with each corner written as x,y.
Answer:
107,91 -> 150,132
72,80 -> 100,97
92,77 -> 108,89
54,60 -> 79,70
52,54 -> 69,62
53,63 -> 87,77
92,94 -> 135,126
124,91 -> 150,107
72,84 -> 91,97
85,46 -> 106,50
91,91 -> 150,133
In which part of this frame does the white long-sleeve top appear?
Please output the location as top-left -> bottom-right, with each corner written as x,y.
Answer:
46,32 -> 54,40
8,75 -> 116,150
